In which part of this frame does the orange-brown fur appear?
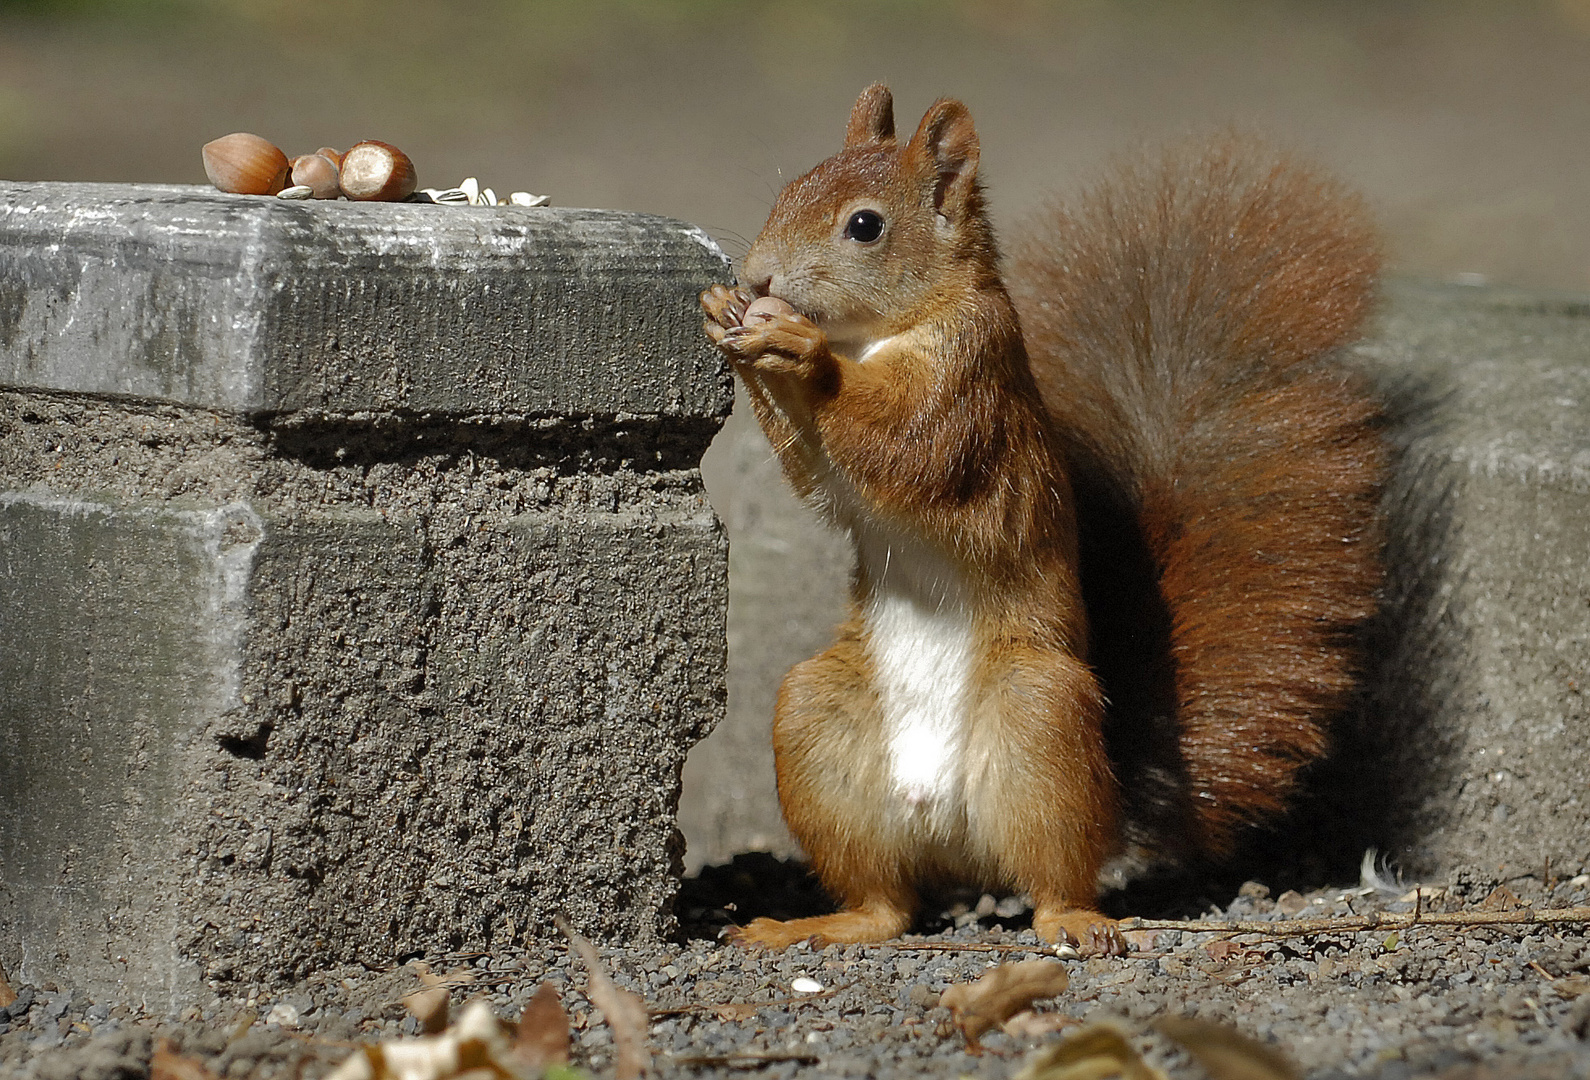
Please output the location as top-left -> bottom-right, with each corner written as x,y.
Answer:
700,86 -> 1385,953
1009,142 -> 1385,855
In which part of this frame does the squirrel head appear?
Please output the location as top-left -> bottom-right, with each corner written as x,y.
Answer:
741,83 -> 998,352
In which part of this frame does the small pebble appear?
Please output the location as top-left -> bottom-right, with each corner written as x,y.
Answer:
791,977 -> 823,994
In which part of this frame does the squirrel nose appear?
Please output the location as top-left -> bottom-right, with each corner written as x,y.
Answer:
740,251 -> 776,298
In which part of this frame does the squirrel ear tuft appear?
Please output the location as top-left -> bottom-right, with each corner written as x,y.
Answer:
907,99 -> 980,218
845,83 -> 896,147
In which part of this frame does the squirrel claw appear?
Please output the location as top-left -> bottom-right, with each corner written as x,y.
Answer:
1078,920 -> 1127,958
715,315 -> 827,371
700,283 -> 752,330
1034,907 -> 1126,958
716,324 -> 758,358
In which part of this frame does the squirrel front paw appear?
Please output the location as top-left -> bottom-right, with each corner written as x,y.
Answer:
719,314 -> 828,374
700,286 -> 828,375
700,282 -> 754,335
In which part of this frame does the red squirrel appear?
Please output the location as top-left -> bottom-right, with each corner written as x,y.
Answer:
699,84 -> 1385,955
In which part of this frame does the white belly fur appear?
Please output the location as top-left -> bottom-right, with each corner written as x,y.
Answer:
858,526 -> 976,815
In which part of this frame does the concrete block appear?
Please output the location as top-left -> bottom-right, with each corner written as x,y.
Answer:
0,495 -> 259,1008
1349,279 -> 1590,883
684,279 -> 1590,885
0,181 -> 730,1010
0,181 -> 727,417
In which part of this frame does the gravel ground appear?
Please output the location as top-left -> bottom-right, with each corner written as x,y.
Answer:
4,857 -> 1590,1080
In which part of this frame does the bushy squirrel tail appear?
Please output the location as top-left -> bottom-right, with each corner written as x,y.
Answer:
1009,138 -> 1387,858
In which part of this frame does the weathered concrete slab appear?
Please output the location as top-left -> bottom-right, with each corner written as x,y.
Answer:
0,494 -> 255,1006
0,181 -> 731,1011
0,182 -> 727,416
1350,279 -> 1590,883
686,279 -> 1590,886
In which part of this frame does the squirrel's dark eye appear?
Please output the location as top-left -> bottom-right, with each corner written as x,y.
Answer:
843,209 -> 885,244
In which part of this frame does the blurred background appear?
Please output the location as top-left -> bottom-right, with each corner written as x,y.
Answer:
4,0 -> 1590,291
4,0 -> 1588,871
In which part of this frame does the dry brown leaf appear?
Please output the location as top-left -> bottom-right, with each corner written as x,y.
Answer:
1121,930 -> 1161,953
1014,1022 -> 1163,1080
150,1039 -> 222,1080
1201,942 -> 1266,973
706,1002 -> 762,1022
1553,975 -> 1590,1000
1479,886 -> 1525,911
325,1000 -> 519,1080
1197,965 -> 1257,986
405,985 -> 452,1035
557,915 -> 651,1080
1001,1009 -> 1077,1040
0,963 -> 15,1010
411,961 -> 478,990
1157,1016 -> 1299,1080
1398,886 -> 1447,904
512,982 -> 571,1070
941,959 -> 1071,1051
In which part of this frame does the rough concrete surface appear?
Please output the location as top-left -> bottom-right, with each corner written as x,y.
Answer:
0,182 -> 733,1012
0,181 -> 727,417
1350,280 -> 1590,883
686,279 -> 1590,886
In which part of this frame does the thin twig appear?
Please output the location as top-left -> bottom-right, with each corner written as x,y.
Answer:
650,988 -> 839,1019
1120,905 -> 1590,937
670,1051 -> 821,1067
279,1030 -> 361,1053
709,901 -> 1590,959
882,941 -> 1190,961
884,941 -> 1059,955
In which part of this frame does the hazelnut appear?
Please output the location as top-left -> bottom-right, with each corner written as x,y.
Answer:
201,133 -> 290,196
314,147 -> 344,168
290,154 -> 341,200
744,296 -> 796,323
338,141 -> 417,202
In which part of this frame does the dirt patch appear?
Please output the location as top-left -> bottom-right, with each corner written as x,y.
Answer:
3,863 -> 1588,1079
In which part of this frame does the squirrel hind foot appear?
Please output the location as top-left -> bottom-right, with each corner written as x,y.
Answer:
1033,906 -> 1126,958
727,906 -> 913,951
